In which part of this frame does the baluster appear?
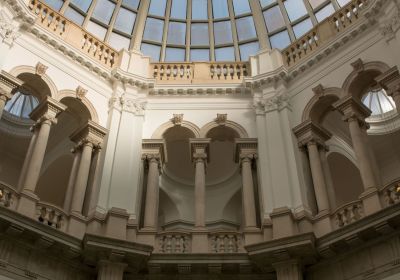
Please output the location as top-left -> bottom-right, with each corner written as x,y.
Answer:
227,235 -> 234,253
166,235 -> 172,253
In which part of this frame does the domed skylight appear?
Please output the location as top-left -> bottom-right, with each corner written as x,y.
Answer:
4,91 -> 39,119
362,89 -> 396,117
43,0 -> 352,62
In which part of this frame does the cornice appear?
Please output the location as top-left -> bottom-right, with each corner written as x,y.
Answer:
149,84 -> 251,96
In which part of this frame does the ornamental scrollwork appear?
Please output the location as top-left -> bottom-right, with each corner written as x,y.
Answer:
253,92 -> 291,114
0,12 -> 20,45
120,96 -> 147,115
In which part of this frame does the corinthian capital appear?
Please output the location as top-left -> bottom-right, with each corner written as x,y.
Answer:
253,92 -> 291,114
189,138 -> 211,163
0,70 -> 22,101
142,139 -> 167,171
30,96 -> 66,126
120,96 -> 147,115
70,120 -> 107,150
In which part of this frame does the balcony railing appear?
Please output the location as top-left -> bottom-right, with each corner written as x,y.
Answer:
282,0 -> 368,67
380,180 -> 400,207
0,182 -> 18,209
157,232 -> 191,253
28,0 -> 120,68
209,232 -> 243,253
151,62 -> 249,84
332,200 -> 364,228
36,202 -> 68,231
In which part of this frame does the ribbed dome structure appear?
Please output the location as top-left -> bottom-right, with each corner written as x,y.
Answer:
43,0 -> 352,62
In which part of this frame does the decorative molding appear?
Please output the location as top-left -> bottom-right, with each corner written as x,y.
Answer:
70,120 -> 107,149
75,86 -> 87,100
350,58 -> 364,73
0,70 -> 22,100
29,96 -> 66,126
35,62 -> 48,76
380,11 -> 400,41
171,113 -> 183,125
120,96 -> 147,115
292,120 -> 332,148
215,113 -> 227,125
0,10 -> 20,45
253,92 -> 291,114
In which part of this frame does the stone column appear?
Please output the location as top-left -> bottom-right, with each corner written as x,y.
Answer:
97,260 -> 127,280
69,121 -> 107,215
17,97 -> 66,217
0,71 -> 22,118
142,139 -> 167,230
68,121 -> 106,238
234,139 -> 258,230
190,139 -> 210,229
63,147 -> 82,212
334,96 -> 382,214
274,260 -> 303,280
375,66 -> 400,112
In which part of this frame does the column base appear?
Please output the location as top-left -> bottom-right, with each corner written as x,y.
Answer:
360,187 -> 382,216
68,213 -> 87,239
191,230 -> 209,253
104,207 -> 129,240
16,190 -> 39,219
136,230 -> 156,247
313,210 -> 332,237
270,207 -> 298,239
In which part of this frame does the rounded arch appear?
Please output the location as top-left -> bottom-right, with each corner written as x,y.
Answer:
57,90 -> 99,123
152,120 -> 201,139
301,87 -> 342,124
326,135 -> 358,166
200,120 -> 248,138
158,187 -> 180,226
222,189 -> 242,224
8,65 -> 58,99
341,60 -> 391,100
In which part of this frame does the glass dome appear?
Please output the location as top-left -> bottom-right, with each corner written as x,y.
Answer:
43,0 -> 352,62
362,89 -> 396,117
4,91 -> 39,119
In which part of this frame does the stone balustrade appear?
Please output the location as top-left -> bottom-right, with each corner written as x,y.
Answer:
283,0 -> 368,67
333,200 -> 364,228
36,202 -> 67,230
29,0 -> 119,68
150,62 -> 249,84
0,182 -> 18,209
157,232 -> 191,253
380,180 -> 400,207
209,232 -> 242,253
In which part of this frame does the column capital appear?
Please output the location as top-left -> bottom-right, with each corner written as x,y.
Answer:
142,139 -> 167,165
333,96 -> 372,123
120,96 -> 147,115
234,138 -> 258,163
375,66 -> 400,97
30,96 -> 66,126
293,120 -> 332,148
189,138 -> 211,163
0,70 -> 22,101
70,120 -> 107,150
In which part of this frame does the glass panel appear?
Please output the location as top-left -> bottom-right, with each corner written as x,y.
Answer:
293,18 -> 313,38
149,0 -> 167,16
236,16 -> 257,41
315,4 -> 334,22
114,8 -> 136,34
167,22 -> 186,45
64,7 -> 85,25
269,30 -> 291,49
263,6 -> 285,32
21,97 -> 32,118
171,0 -> 187,19
215,47 -> 235,61
86,20 -> 107,39
165,47 -> 186,61
212,0 -> 229,19
141,43 -> 161,61
192,0 -> 208,20
284,0 -> 308,22
239,41 -> 259,61
260,0 -> 276,7
43,0 -> 64,11
191,23 -> 209,45
108,32 -> 131,50
214,21 -> 233,45
92,0 -> 115,24
369,93 -> 380,115
143,18 -> 164,42
70,0 -> 92,12
191,49 -> 209,61
337,0 -> 351,7
378,92 -> 395,113
232,0 -> 251,16
122,0 -> 140,10
308,0 -> 325,9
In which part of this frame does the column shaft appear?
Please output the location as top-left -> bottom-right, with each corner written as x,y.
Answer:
307,142 -> 330,212
143,157 -> 160,229
97,261 -> 126,280
348,118 -> 378,190
21,120 -> 52,193
70,142 -> 93,214
64,150 -> 82,212
194,158 -> 206,228
18,128 -> 39,191
241,158 -> 257,228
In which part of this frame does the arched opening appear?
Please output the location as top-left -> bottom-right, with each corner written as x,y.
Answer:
327,152 -> 364,207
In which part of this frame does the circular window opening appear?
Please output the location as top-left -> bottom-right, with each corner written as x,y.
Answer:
4,90 -> 39,119
362,88 -> 396,117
